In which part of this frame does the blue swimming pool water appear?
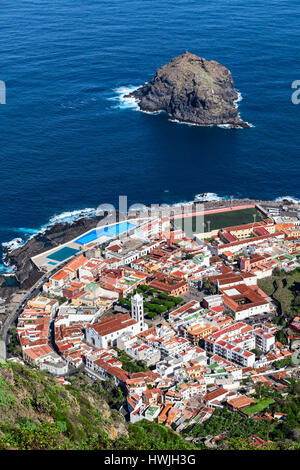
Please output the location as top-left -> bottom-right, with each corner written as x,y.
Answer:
47,246 -> 79,262
75,221 -> 135,245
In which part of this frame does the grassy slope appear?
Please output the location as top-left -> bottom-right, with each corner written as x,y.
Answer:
0,360 -> 197,450
258,269 -> 300,317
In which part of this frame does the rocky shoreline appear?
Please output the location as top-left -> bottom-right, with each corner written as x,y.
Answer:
0,197 -> 299,301
1,214 -> 107,292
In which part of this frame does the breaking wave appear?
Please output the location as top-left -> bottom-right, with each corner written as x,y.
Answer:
2,237 -> 24,254
46,208 -> 97,226
0,207 -> 97,273
1,238 -> 24,273
275,196 -> 300,203
168,193 -> 228,207
111,87 -> 253,128
108,86 -> 140,110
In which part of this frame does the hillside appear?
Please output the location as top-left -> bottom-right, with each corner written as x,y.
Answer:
0,360 -> 198,450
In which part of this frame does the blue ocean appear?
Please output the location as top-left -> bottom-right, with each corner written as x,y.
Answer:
0,0 -> 300,271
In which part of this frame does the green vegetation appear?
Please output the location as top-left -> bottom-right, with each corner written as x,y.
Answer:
0,376 -> 16,409
113,347 -> 148,373
202,277 -> 217,295
184,382 -> 300,448
243,399 -> 275,416
44,293 -> 68,305
118,297 -> 131,308
183,408 -> 272,441
119,420 -> 202,450
7,327 -> 21,356
258,267 -> 300,319
174,208 -> 264,236
118,286 -> 183,320
225,437 -> 299,450
144,293 -> 183,319
274,357 -> 292,369
251,348 -> 260,357
1,360 -> 299,450
268,391 -> 300,442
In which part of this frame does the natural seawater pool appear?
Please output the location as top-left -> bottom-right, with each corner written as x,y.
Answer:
46,246 -> 79,262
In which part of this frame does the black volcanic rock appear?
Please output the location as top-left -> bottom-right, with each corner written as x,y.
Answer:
2,215 -> 106,288
128,52 -> 249,128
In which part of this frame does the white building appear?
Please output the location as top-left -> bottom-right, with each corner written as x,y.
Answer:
251,328 -> 275,352
85,313 -> 141,349
131,293 -> 145,332
213,340 -> 256,368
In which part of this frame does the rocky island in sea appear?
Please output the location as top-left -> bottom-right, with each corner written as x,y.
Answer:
127,51 -> 249,128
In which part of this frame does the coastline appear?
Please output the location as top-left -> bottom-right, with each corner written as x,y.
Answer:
116,85 -> 250,128
1,196 -> 300,299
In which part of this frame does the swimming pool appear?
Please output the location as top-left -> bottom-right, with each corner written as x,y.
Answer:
47,246 -> 79,262
75,221 -> 136,245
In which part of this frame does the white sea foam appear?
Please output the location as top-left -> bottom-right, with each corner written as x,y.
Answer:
193,192 -> 225,202
233,91 -> 254,128
2,237 -> 24,253
217,122 -> 254,129
171,119 -> 200,127
16,207 -> 97,241
108,86 -> 140,110
140,109 -> 164,116
234,91 -> 243,106
46,208 -> 96,226
0,207 -> 97,272
169,193 -> 227,207
112,85 -> 253,128
0,238 -> 25,273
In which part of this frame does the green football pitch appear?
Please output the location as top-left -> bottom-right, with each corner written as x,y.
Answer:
174,207 -> 265,237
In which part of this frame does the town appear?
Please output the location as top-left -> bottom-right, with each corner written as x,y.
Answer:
5,201 -> 300,448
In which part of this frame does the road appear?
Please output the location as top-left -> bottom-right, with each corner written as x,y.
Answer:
0,224 -> 130,361
0,340 -> 6,360
0,245 -> 97,360
0,270 -> 55,359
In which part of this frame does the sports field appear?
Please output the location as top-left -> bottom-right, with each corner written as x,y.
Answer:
174,208 -> 265,237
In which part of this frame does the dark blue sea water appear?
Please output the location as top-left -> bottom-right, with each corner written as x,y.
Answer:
0,0 -> 300,270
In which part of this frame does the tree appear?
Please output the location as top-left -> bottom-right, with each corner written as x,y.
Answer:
146,312 -> 157,320
202,277 -> 217,295
272,267 -> 282,277
276,329 -> 287,345
251,349 -> 259,357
